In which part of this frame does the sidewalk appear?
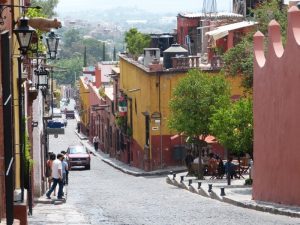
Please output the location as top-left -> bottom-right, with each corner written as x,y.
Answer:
75,130 -> 187,176
34,185 -> 68,205
166,172 -> 300,218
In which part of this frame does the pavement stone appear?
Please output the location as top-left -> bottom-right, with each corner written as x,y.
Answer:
76,129 -> 300,218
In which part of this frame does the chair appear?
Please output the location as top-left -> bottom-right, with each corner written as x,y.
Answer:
240,157 -> 250,175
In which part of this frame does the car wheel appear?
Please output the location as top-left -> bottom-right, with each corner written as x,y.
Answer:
85,164 -> 90,170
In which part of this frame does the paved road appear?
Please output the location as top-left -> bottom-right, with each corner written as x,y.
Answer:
29,119 -> 300,225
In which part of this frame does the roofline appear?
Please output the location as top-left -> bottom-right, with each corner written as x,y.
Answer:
119,54 -> 190,75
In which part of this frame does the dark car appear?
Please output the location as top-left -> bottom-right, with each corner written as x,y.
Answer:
65,110 -> 75,119
66,145 -> 91,170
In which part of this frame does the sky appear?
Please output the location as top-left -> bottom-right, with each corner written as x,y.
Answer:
56,0 -> 233,15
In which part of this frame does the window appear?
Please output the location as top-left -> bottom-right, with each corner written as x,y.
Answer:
149,50 -> 156,57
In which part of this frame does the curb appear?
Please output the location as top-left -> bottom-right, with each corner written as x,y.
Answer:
74,130 -> 88,140
222,197 -> 300,218
166,176 -> 300,218
101,158 -> 187,177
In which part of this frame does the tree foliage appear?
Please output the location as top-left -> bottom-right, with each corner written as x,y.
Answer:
53,56 -> 83,86
124,28 -> 151,57
26,8 -> 47,53
30,0 -> 59,18
209,98 -> 253,156
168,70 -> 231,137
222,0 -> 287,90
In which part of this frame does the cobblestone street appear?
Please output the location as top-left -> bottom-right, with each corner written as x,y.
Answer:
28,119 -> 300,225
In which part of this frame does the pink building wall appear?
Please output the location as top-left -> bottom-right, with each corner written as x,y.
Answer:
253,6 -> 300,206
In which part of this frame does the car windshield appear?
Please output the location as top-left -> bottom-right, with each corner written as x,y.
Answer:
68,146 -> 86,154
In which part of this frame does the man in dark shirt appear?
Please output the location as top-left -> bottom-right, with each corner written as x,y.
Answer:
185,150 -> 194,176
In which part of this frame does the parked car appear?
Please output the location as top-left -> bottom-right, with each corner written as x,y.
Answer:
66,145 -> 91,170
65,110 -> 75,119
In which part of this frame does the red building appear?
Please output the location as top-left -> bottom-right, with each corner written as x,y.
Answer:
177,12 -> 243,55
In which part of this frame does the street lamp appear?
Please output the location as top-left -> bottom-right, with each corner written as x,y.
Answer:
35,67 -> 49,89
46,31 -> 60,60
13,17 -> 35,55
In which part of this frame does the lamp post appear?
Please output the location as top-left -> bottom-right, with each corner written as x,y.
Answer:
0,12 -> 38,225
44,31 -> 60,117
14,16 -> 37,219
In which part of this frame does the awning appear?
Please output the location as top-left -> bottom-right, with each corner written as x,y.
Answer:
170,133 -> 217,144
205,21 -> 257,41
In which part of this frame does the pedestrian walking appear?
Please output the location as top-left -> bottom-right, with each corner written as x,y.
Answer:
46,153 -> 64,200
46,153 -> 56,196
93,135 -> 99,151
61,151 -> 69,185
61,155 -> 68,185
77,122 -> 80,133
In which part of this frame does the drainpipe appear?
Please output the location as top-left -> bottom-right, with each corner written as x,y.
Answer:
158,72 -> 163,169
18,56 -> 25,202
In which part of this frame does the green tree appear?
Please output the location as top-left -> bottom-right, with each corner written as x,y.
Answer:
168,70 -> 230,178
113,45 -> 117,61
102,42 -> 106,61
222,0 -> 287,90
63,29 -> 82,49
124,28 -> 151,57
53,56 -> 83,86
26,8 -> 47,54
210,98 -> 253,157
30,0 -> 59,18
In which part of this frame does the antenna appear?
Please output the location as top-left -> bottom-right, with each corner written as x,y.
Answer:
202,0 -> 217,19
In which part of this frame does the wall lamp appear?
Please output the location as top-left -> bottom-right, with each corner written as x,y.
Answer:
46,31 -> 60,60
14,16 -> 36,55
0,4 -> 41,25
35,67 -> 49,89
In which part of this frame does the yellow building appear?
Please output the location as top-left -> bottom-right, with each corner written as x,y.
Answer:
119,50 -> 244,171
79,77 -> 90,135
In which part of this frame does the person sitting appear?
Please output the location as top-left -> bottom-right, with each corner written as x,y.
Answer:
216,156 -> 225,178
224,157 -> 239,179
207,153 -> 218,177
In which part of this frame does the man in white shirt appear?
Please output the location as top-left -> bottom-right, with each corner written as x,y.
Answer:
93,135 -> 99,151
46,153 -> 64,199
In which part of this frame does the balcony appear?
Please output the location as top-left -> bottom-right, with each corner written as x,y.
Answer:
171,55 -> 224,71
171,56 -> 200,70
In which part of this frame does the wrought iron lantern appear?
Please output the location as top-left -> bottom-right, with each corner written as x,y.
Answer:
46,31 -> 60,59
13,17 -> 35,55
35,67 -> 49,88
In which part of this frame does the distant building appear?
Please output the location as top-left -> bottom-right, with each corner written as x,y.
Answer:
177,12 -> 243,55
